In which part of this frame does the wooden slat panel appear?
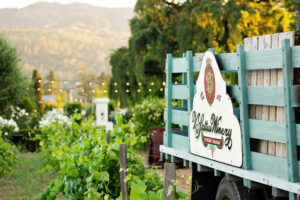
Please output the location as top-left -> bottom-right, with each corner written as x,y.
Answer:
292,46 -> 300,68
296,124 -> 300,145
172,85 -> 188,99
172,109 -> 189,126
251,152 -> 288,179
193,57 -> 201,72
249,119 -> 286,143
215,53 -> 238,71
172,57 -> 188,73
245,49 -> 283,70
247,86 -> 284,106
172,133 -> 189,151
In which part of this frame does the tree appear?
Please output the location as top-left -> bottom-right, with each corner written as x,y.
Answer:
77,66 -> 98,104
44,70 -> 59,95
109,0 -> 295,107
32,69 -> 44,115
0,34 -> 28,115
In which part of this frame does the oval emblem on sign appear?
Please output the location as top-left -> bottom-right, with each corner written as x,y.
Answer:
204,58 -> 215,105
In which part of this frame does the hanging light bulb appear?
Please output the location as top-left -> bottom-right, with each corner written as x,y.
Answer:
104,90 -> 107,93
149,88 -> 152,92
126,89 -> 130,93
51,80 -> 54,84
138,82 -> 142,86
151,82 -> 154,86
89,82 -> 93,86
37,88 -> 40,91
102,82 -> 105,86
160,88 -> 163,91
64,81 -> 67,84
137,89 -> 141,93
163,82 -> 166,86
115,89 -> 118,93
114,82 -> 117,86
126,82 -> 130,86
38,80 -> 41,83
174,81 -> 178,84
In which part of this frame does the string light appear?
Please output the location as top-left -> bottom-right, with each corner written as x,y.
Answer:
151,82 -> 154,86
38,80 -> 41,83
163,82 -> 166,86
51,80 -> 54,84
64,81 -> 67,84
104,90 -> 107,93
126,82 -> 130,86
48,89 -> 52,92
114,82 -> 118,86
102,82 -> 105,86
76,81 -> 80,85
37,88 -> 40,91
138,82 -> 142,86
26,88 -> 29,90
137,89 -> 141,93
70,89 -> 73,93
174,81 -> 178,84
59,89 -> 63,92
115,89 -> 118,93
126,89 -> 130,93
81,89 -> 85,93
92,89 -> 95,93
160,88 -> 164,91
149,89 -> 152,92
89,82 -> 93,86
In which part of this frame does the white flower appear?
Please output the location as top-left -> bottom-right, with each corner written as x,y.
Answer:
39,109 -> 71,128
4,132 -> 8,136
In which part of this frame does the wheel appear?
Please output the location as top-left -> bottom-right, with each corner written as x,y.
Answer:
215,178 -> 253,200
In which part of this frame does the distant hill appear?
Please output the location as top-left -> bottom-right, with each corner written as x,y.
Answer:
0,2 -> 134,80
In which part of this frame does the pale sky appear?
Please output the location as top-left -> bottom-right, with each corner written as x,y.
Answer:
0,0 -> 137,9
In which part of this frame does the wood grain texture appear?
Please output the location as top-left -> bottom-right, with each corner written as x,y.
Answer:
164,162 -> 176,200
119,144 -> 128,200
244,32 -> 295,157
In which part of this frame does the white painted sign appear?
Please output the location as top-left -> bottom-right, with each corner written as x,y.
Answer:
189,51 -> 242,167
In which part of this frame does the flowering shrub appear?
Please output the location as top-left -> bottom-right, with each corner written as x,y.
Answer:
39,109 -> 70,128
130,97 -> 165,141
0,116 -> 19,136
0,132 -> 16,177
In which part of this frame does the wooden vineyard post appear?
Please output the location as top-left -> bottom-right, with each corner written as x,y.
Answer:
164,162 -> 176,200
119,144 -> 128,200
106,133 -> 110,144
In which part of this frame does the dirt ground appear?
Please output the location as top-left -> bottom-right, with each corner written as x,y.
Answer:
154,167 -> 192,192
136,151 -> 192,192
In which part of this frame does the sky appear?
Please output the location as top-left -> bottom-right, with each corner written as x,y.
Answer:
0,0 -> 137,9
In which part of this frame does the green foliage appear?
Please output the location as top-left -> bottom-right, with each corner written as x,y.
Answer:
63,102 -> 82,117
0,34 -> 28,114
109,0 -> 295,106
0,132 -> 16,177
35,114 -> 165,199
130,97 -> 165,141
20,97 -> 35,114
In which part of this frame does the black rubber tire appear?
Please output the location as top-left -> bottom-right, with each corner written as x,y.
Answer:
215,178 -> 252,200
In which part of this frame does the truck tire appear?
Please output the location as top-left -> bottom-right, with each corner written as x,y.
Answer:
215,178 -> 253,200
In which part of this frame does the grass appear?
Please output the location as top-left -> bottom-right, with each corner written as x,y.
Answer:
0,152 -> 57,200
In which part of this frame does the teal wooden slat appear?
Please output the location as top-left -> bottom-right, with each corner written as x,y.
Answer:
247,86 -> 284,106
233,107 -> 240,119
282,38 -> 298,182
251,152 -> 288,179
171,133 -> 189,151
291,46 -> 300,68
226,85 -> 240,103
172,57 -> 188,73
295,124 -> 300,145
172,85 -> 189,99
187,51 -> 194,153
172,109 -> 189,126
193,56 -> 201,72
237,44 -> 252,172
249,119 -> 286,143
215,53 -> 238,71
160,145 -> 300,194
165,54 -> 173,147
245,48 -> 283,70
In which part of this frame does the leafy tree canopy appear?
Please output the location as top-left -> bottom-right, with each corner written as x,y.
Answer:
110,0 -> 296,107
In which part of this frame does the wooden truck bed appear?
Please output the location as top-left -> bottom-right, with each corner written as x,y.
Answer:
160,32 -> 300,199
